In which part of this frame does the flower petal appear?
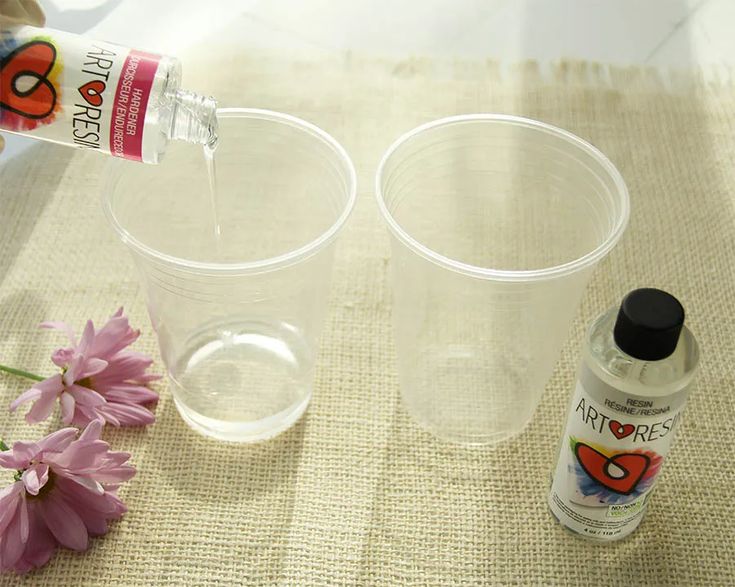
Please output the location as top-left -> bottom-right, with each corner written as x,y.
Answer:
77,320 -> 96,356
67,475 -> 104,495
38,494 -> 89,551
15,500 -> 57,571
10,374 -> 63,413
72,406 -> 111,427
0,449 -> 26,470
101,451 -> 132,467
98,402 -> 155,426
21,464 -> 50,496
79,418 -> 104,443
51,347 -> 75,368
63,353 -> 84,386
60,392 -> 76,425
37,428 -> 78,454
26,390 -> 60,424
67,384 -> 107,407
92,352 -> 153,384
133,373 -> 163,383
0,499 -> 26,570
9,387 -> 41,413
73,506 -> 108,537
18,493 -> 29,543
0,483 -> 22,535
91,465 -> 137,485
0,481 -> 21,504
112,349 -> 153,367
45,440 -> 109,472
101,410 -> 120,427
55,478 -> 122,516
89,316 -> 140,359
103,384 -> 159,405
35,374 -> 65,395
1,442 -> 40,469
78,357 -> 108,380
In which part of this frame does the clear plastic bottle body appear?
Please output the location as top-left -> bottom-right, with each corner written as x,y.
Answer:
0,26 -> 215,163
584,307 -> 699,399
548,304 -> 699,542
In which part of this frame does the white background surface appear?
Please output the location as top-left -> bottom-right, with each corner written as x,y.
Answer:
32,0 -> 735,65
2,0 -> 734,161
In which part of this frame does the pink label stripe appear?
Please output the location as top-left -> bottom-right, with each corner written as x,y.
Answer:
109,50 -> 161,161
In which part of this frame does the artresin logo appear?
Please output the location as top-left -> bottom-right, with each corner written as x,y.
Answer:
78,79 -> 106,107
71,44 -> 117,149
0,40 -> 59,129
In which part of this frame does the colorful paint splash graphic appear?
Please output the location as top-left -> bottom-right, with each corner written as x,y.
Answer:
569,436 -> 663,504
0,34 -> 63,131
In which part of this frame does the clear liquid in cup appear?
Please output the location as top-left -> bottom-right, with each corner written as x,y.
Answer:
169,318 -> 314,442
166,123 -> 324,441
104,109 -> 356,443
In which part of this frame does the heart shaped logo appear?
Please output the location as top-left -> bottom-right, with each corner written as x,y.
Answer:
609,420 -> 635,439
78,79 -> 106,107
574,442 -> 650,495
0,40 -> 58,120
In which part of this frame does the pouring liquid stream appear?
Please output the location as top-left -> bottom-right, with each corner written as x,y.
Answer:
203,133 -> 223,255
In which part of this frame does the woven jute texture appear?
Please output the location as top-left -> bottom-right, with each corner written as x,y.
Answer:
1,45 -> 734,586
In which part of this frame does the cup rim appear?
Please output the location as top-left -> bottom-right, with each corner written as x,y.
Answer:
102,108 -> 357,274
375,114 -> 630,282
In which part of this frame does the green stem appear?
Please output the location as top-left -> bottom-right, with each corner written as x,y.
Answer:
0,439 -> 8,452
0,364 -> 46,382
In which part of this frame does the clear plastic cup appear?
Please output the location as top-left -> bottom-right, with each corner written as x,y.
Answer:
103,109 -> 356,442
376,114 -> 629,445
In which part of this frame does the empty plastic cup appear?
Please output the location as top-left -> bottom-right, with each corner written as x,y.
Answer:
376,114 -> 629,444
103,109 -> 356,442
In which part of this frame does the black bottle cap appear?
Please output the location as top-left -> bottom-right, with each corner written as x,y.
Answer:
613,288 -> 685,361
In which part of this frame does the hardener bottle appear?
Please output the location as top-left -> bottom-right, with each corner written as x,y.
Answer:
0,25 -> 216,163
548,288 -> 699,541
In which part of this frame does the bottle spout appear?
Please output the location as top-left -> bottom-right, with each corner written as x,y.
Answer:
170,89 -> 218,148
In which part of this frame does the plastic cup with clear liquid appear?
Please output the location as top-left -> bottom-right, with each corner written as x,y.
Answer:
376,114 -> 630,445
103,109 -> 356,442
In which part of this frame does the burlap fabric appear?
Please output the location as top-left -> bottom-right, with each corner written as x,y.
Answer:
1,43 -> 734,585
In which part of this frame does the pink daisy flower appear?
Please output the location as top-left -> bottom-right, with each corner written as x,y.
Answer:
0,420 -> 135,573
10,308 -> 159,427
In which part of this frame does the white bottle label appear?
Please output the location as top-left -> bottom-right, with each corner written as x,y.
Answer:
548,363 -> 689,540
0,26 -> 161,161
